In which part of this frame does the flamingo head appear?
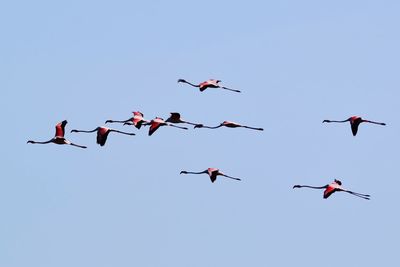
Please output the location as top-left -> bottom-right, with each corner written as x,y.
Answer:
177,79 -> 187,83
180,171 -> 188,174
334,179 -> 342,185
293,185 -> 301,189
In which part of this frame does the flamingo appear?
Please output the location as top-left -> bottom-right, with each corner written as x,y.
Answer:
293,179 -> 370,200
71,127 -> 135,146
165,112 -> 199,126
105,111 -> 149,129
177,78 -> 241,93
27,120 -> 87,149
148,117 -> 188,136
194,121 -> 263,131
180,168 -> 241,183
323,116 -> 386,136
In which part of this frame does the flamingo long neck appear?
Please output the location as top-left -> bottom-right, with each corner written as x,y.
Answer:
183,80 -> 200,87
72,128 -> 98,133
27,139 -> 53,144
325,119 -> 349,123
296,185 -> 327,190
106,118 -> 131,124
184,171 -> 208,175
199,124 -> 222,129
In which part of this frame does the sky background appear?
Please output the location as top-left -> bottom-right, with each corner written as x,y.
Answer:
1,0 -> 399,266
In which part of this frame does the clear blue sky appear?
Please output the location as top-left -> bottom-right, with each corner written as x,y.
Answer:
2,1 -> 399,266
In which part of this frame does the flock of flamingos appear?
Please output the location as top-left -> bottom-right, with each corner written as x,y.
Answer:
27,78 -> 386,201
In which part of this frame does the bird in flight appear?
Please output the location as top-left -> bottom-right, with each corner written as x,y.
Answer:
27,120 -> 87,149
323,116 -> 386,136
71,126 -> 135,146
165,112 -> 199,126
293,179 -> 370,200
178,78 -> 241,93
194,121 -> 263,131
148,117 -> 188,136
105,111 -> 149,129
180,168 -> 241,183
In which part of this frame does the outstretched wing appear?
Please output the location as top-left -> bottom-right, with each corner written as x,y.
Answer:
55,120 -> 67,137
323,186 -> 336,199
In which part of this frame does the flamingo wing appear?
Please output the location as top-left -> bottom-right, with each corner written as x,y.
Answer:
323,186 -> 337,199
96,128 -> 110,146
207,168 -> 219,183
149,120 -> 163,136
169,112 -> 181,121
351,121 -> 360,136
210,172 -> 218,183
55,120 -> 67,137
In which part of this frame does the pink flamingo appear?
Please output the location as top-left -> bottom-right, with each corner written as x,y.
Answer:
178,78 -> 241,93
323,116 -> 386,136
27,120 -> 87,149
71,127 -> 135,146
180,168 -> 241,183
194,121 -> 263,131
165,112 -> 199,126
105,111 -> 149,129
148,117 -> 188,136
293,179 -> 370,200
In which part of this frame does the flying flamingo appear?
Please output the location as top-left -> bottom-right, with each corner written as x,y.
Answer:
27,120 -> 87,149
323,116 -> 386,136
180,168 -> 241,183
177,78 -> 241,93
194,121 -> 263,131
165,112 -> 199,126
105,111 -> 149,129
293,179 -> 370,200
71,126 -> 135,146
148,117 -> 188,136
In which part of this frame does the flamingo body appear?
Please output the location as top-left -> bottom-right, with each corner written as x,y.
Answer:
323,180 -> 343,199
105,111 -> 149,129
148,117 -> 188,136
293,179 -> 370,200
165,112 -> 198,126
27,120 -> 87,149
178,78 -> 241,93
323,116 -> 386,136
180,168 -> 241,183
195,121 -> 263,131
71,126 -> 135,146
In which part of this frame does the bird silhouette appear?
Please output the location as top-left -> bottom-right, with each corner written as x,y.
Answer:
105,111 -> 149,129
71,126 -> 135,146
293,179 -> 370,200
180,168 -> 241,183
323,116 -> 386,136
194,121 -> 263,131
148,117 -> 188,136
178,78 -> 241,93
165,112 -> 199,126
27,120 -> 87,149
